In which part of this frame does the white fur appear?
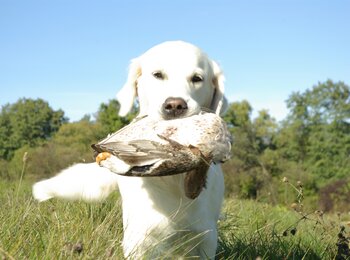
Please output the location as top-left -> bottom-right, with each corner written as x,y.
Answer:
33,163 -> 119,202
33,41 -> 227,259
117,41 -> 227,118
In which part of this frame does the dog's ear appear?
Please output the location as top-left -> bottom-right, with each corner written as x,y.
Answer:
117,58 -> 141,117
210,60 -> 228,115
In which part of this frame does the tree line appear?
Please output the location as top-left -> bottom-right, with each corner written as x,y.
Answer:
0,80 -> 349,212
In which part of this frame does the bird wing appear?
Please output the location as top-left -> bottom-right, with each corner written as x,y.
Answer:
92,140 -> 170,166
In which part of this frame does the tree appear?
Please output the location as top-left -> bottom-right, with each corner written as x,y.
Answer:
287,80 -> 350,125
224,100 -> 252,128
95,99 -> 136,134
224,100 -> 257,171
253,110 -> 278,152
277,80 -> 350,183
223,101 -> 278,199
0,98 -> 67,160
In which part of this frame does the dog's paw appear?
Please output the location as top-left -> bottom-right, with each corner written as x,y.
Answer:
32,180 -> 53,202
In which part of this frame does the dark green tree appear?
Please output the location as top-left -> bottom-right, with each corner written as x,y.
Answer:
0,98 -> 67,160
223,101 -> 278,199
277,80 -> 350,183
95,99 -> 136,134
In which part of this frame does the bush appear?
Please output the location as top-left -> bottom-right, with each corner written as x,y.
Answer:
4,120 -> 108,181
319,179 -> 350,212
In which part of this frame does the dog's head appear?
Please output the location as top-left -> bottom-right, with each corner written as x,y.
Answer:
117,41 -> 227,119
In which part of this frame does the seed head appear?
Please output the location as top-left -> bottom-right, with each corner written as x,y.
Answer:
290,228 -> 297,236
282,177 -> 288,183
290,203 -> 298,210
340,225 -> 345,232
22,152 -> 28,163
314,210 -> 324,217
73,242 -> 83,254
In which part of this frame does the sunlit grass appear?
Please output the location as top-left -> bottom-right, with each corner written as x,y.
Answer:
0,180 -> 124,259
217,199 -> 344,259
0,179 -> 347,259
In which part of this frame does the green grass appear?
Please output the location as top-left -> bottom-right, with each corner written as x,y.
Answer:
0,180 -> 348,259
217,200 -> 345,259
0,180 -> 124,259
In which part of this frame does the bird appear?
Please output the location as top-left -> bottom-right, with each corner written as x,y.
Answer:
91,111 -> 232,199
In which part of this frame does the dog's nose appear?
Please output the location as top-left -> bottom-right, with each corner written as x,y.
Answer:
162,97 -> 188,118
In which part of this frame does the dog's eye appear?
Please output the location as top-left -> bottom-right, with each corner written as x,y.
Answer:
191,74 -> 203,83
152,71 -> 165,80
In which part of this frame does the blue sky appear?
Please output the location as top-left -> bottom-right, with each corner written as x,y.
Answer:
1,0 -> 349,122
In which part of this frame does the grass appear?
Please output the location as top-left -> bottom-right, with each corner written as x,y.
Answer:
0,180 -> 124,259
0,179 -> 348,259
217,200 -> 346,259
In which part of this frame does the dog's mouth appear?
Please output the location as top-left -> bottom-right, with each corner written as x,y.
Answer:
160,106 -> 213,120
161,112 -> 189,120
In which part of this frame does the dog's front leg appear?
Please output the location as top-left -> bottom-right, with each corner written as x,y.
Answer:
32,163 -> 119,202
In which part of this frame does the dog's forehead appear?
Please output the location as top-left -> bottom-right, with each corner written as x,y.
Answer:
140,41 -> 211,71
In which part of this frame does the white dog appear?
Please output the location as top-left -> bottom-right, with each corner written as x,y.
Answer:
33,41 -> 228,259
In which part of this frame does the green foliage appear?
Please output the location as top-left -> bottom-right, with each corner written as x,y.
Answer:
1,120 -> 108,180
96,99 -> 136,133
0,80 -> 348,212
0,80 -> 350,257
224,100 -> 253,128
0,99 -> 138,180
0,98 -> 67,160
223,101 -> 278,200
319,179 -> 350,212
286,80 -> 350,124
277,80 -> 350,184
54,120 -> 105,150
223,80 -> 349,209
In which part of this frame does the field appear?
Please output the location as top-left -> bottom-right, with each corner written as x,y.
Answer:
1,82 -> 349,258
0,179 -> 349,260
